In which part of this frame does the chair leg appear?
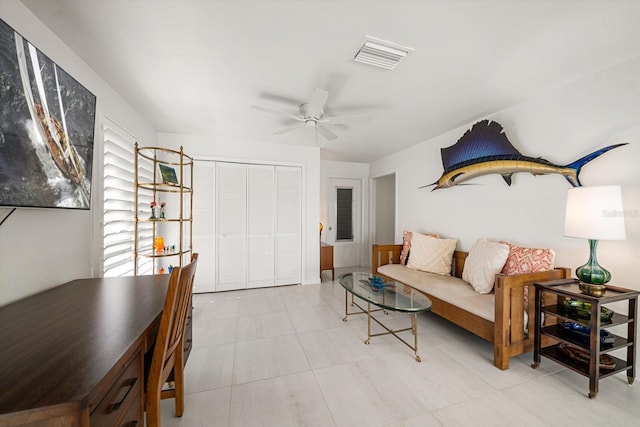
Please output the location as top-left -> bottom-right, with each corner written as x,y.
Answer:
174,344 -> 185,416
146,388 -> 161,427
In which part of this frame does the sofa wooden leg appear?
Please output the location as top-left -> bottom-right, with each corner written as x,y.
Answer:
494,346 -> 509,370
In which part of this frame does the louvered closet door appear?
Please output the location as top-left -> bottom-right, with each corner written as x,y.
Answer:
192,160 -> 215,293
275,166 -> 302,285
247,165 -> 275,288
216,163 -> 247,291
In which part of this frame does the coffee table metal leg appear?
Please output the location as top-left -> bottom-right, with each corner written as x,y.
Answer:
412,313 -> 421,362
365,302 -> 371,345
343,290 -> 348,322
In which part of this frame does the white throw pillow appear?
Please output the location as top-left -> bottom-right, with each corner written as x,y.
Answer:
406,234 -> 457,275
462,239 -> 510,294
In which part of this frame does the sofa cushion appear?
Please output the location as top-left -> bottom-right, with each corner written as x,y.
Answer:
400,230 -> 439,265
462,239 -> 510,294
406,234 -> 457,275
378,264 -> 495,322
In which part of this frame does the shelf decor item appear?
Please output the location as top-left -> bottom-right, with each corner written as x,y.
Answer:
563,185 -> 626,288
560,299 -> 614,323
557,343 -> 616,370
159,164 -> 179,185
150,200 -> 157,219
154,236 -> 164,254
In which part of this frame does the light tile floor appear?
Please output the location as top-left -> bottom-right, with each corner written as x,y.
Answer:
161,267 -> 639,426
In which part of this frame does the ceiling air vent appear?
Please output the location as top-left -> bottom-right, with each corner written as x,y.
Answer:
353,36 -> 414,70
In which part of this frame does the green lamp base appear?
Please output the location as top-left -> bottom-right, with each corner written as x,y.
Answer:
576,239 -> 611,285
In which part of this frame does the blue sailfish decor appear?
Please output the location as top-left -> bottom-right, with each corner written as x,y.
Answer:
421,120 -> 626,190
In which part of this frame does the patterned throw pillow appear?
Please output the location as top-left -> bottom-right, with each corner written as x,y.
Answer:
500,241 -> 555,302
462,239 -> 510,294
406,234 -> 457,275
500,242 -> 555,275
399,230 -> 439,265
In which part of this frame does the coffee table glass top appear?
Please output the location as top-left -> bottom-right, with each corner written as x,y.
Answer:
338,272 -> 432,313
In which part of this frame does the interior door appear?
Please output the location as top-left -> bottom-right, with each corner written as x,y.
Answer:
275,166 -> 302,285
216,162 -> 247,291
327,177 -> 361,268
247,165 -> 275,288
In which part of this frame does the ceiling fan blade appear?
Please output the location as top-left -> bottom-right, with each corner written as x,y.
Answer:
258,92 -> 305,106
274,123 -> 306,135
307,88 -> 329,117
251,105 -> 302,121
316,125 -> 338,141
321,114 -> 372,124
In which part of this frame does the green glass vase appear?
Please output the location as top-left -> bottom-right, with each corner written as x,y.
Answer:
576,239 -> 611,285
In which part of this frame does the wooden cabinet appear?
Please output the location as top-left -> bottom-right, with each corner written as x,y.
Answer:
532,279 -> 638,398
320,242 -> 334,280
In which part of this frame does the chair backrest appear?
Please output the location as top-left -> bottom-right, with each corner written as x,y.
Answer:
148,254 -> 199,391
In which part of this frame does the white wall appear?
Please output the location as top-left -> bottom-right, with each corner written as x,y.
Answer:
158,133 -> 321,285
370,56 -> 640,312
320,160 -> 370,266
0,1 -> 157,306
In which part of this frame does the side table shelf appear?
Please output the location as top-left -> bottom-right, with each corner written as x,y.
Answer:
532,279 -> 638,398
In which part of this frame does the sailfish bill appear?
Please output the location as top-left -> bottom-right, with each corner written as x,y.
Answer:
421,120 -> 627,190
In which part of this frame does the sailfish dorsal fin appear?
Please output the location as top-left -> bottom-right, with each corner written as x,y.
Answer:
440,120 -> 521,170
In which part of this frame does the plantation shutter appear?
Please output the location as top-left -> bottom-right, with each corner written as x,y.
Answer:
103,119 -> 153,276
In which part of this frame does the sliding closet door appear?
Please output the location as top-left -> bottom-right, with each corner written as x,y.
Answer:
216,162 -> 247,291
275,166 -> 302,285
192,160 -> 216,293
247,165 -> 275,288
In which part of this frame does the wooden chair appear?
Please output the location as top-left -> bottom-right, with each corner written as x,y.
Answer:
145,253 -> 198,427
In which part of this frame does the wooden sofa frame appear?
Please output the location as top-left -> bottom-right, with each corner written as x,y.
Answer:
372,244 -> 571,369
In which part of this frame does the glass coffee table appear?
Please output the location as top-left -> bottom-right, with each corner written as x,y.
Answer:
338,272 -> 433,362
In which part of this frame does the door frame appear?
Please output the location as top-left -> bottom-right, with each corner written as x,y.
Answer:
327,177 -> 363,268
370,170 -> 397,246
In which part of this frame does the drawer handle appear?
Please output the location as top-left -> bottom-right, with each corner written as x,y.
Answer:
108,377 -> 137,414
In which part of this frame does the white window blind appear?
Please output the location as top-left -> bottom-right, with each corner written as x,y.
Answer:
103,120 -> 153,276
336,187 -> 353,241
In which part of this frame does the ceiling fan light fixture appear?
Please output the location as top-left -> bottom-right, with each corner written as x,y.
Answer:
354,36 -> 414,70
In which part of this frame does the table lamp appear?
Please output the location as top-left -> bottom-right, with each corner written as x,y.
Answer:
563,185 -> 626,285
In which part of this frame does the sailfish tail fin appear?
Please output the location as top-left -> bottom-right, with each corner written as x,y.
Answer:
564,143 -> 627,187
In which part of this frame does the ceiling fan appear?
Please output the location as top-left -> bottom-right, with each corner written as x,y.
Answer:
251,88 -> 371,141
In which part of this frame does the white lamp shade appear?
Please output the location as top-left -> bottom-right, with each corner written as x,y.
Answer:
564,185 -> 626,240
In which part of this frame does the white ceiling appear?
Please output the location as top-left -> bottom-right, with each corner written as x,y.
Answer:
20,0 -> 640,163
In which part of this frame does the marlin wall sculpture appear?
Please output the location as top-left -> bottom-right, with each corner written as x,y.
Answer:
421,120 -> 626,190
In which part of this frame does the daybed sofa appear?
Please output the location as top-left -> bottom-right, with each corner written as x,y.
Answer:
372,243 -> 570,369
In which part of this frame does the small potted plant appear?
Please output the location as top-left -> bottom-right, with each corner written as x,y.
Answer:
160,201 -> 166,219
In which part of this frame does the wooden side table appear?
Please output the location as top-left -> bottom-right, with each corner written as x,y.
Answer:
320,242 -> 334,280
532,279 -> 638,398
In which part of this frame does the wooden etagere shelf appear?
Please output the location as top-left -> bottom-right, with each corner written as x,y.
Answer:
532,279 -> 638,399
133,144 -> 194,275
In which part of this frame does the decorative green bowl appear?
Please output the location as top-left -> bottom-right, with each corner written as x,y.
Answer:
560,299 -> 614,323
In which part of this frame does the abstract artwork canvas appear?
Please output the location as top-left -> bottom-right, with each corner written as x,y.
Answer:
0,18 -> 96,209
